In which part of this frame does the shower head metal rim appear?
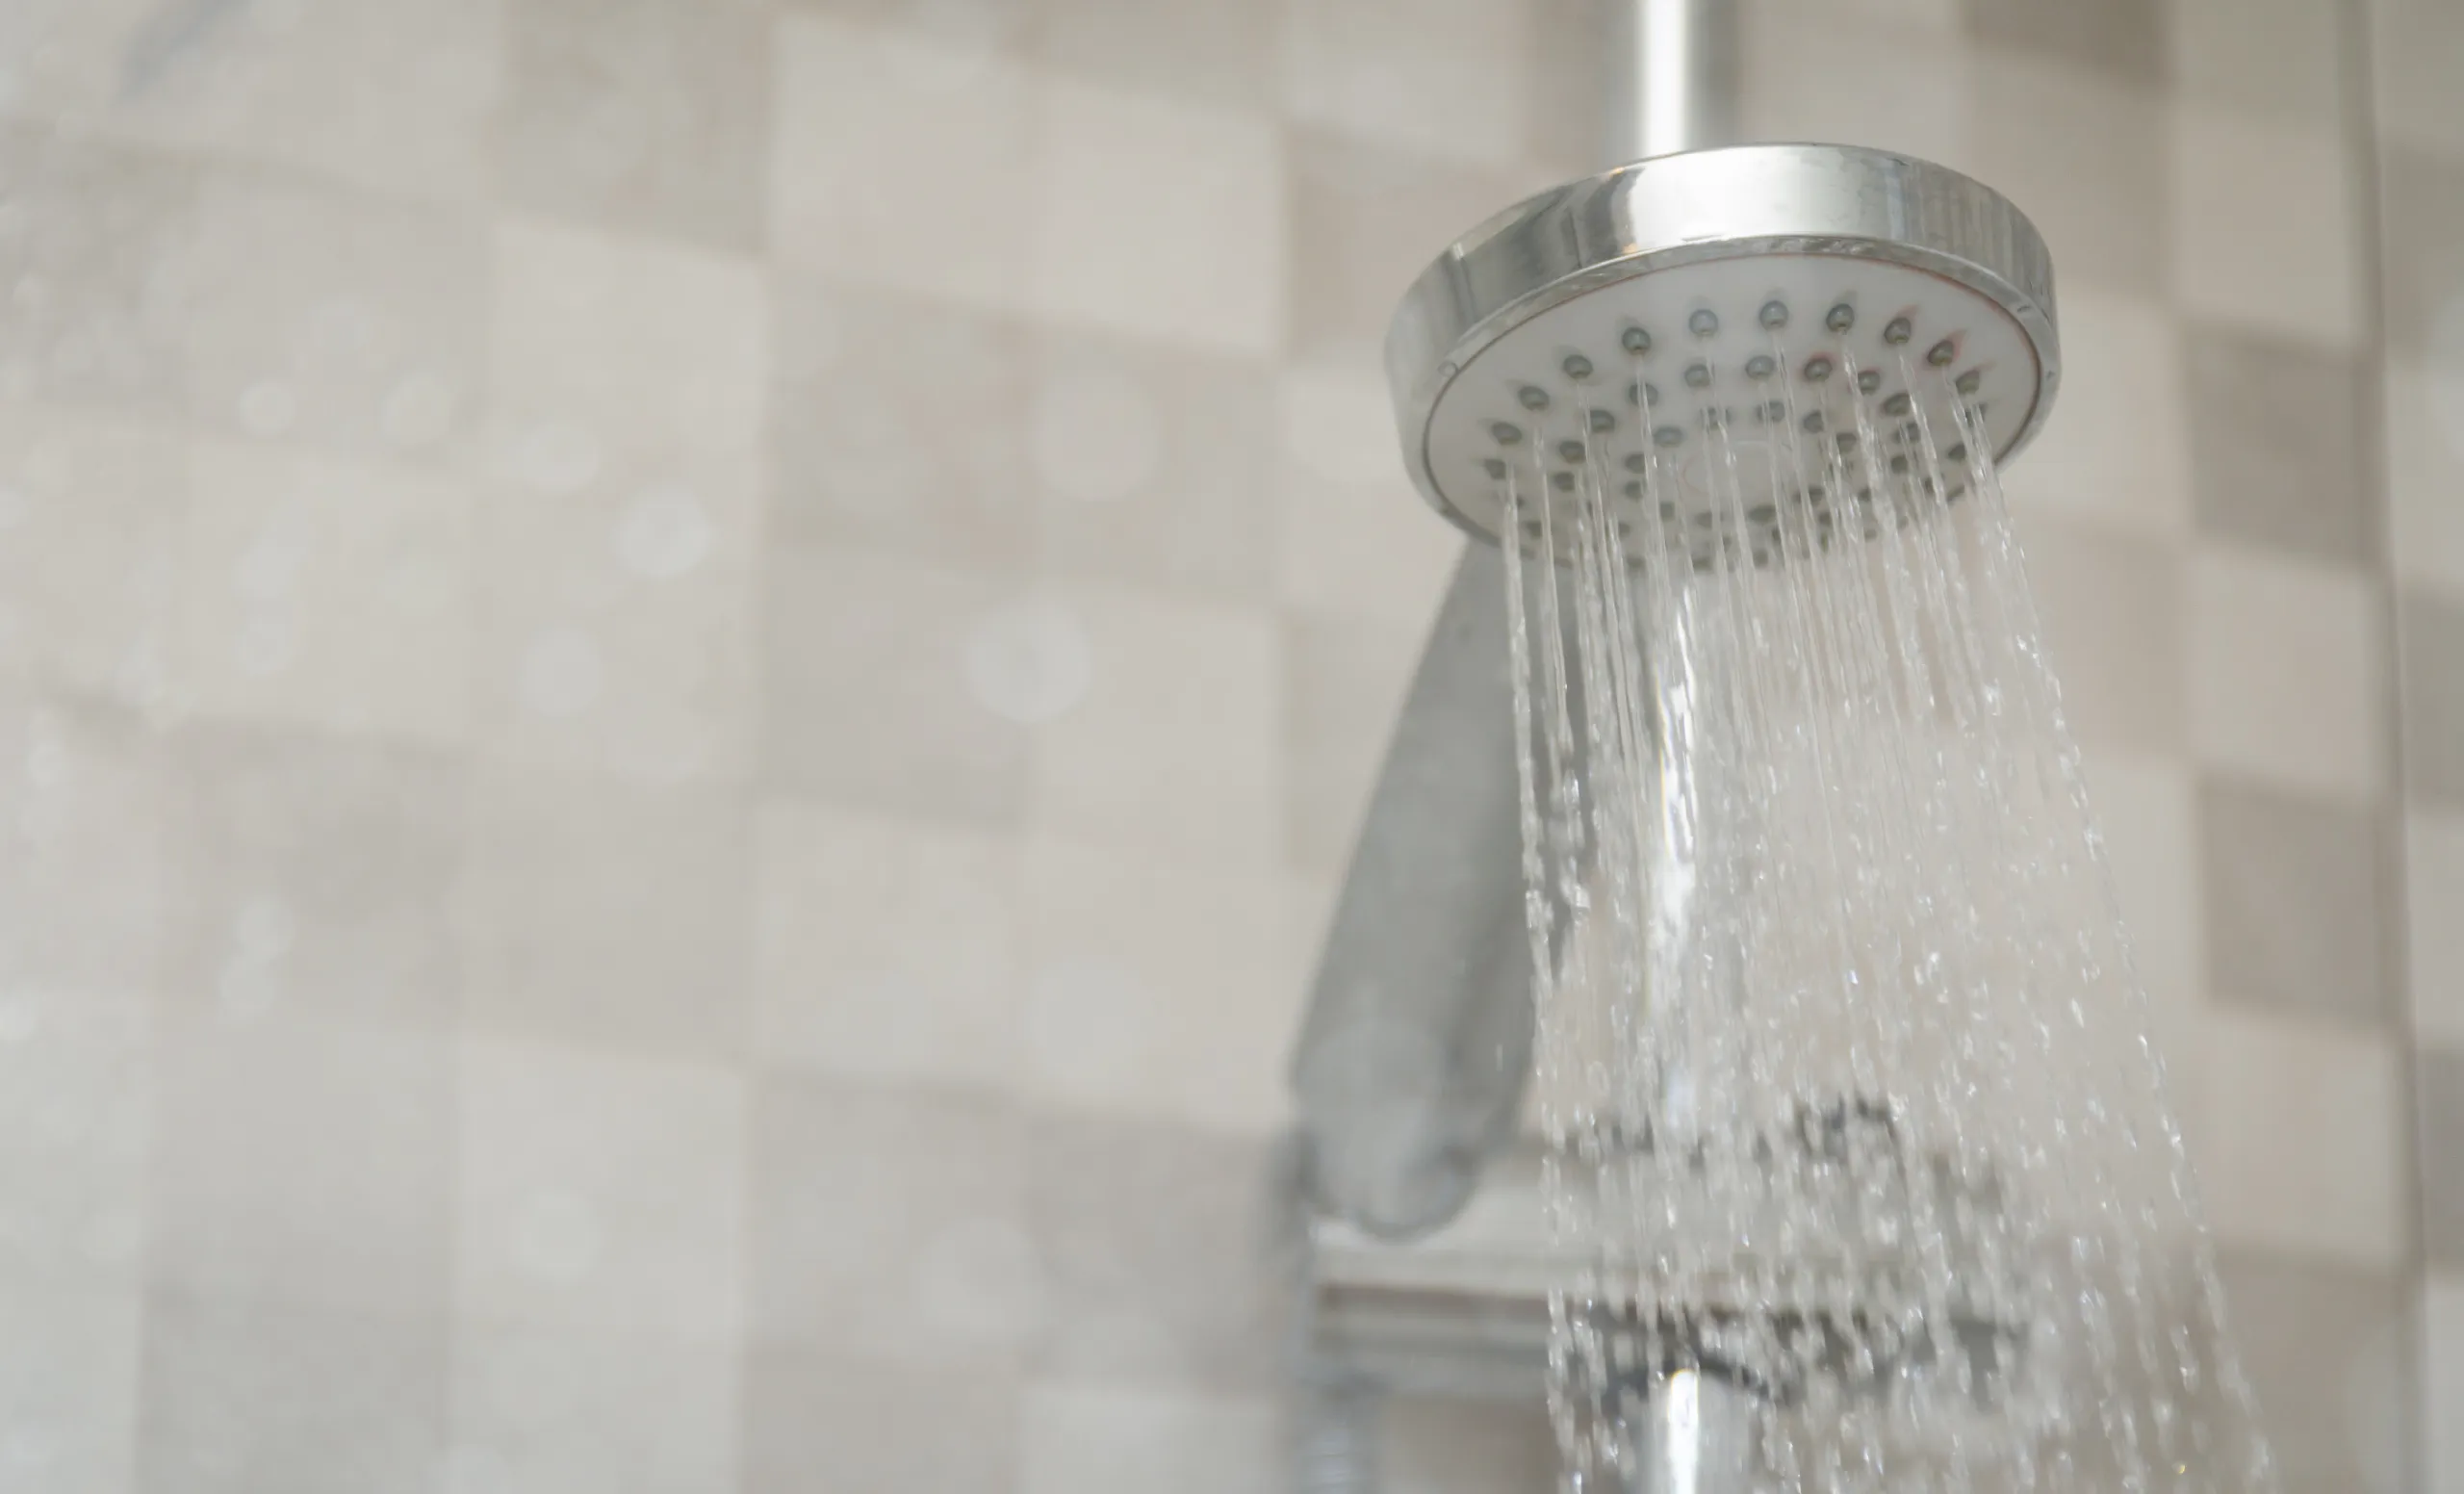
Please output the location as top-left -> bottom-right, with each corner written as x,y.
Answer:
1384,142 -> 2061,547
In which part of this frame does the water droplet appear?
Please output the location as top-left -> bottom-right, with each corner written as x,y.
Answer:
964,599 -> 1091,725
383,373 -> 459,449
614,487 -> 714,579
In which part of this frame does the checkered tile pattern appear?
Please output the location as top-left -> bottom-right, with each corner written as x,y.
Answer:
0,0 -> 2443,1488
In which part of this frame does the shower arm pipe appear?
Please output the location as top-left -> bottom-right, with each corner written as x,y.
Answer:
1287,0 -> 1740,1244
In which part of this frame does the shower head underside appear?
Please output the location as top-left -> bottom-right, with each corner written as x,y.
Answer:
1385,143 -> 2060,564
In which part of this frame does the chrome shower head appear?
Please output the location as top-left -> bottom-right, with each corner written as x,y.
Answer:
1384,143 -> 2060,562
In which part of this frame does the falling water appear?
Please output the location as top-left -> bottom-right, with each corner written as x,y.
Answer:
1497,339 -> 2277,1492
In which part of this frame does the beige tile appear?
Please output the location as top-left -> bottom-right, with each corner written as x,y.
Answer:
83,0 -> 500,204
1964,0 -> 2167,84
182,167 -> 485,462
136,1296 -> 445,1494
149,1019 -> 451,1319
2403,590 -> 2464,807
0,124 -> 192,417
2186,322 -> 2371,564
1998,285 -> 2192,538
2381,144 -> 2464,360
2408,809 -> 2464,1047
2171,106 -> 2364,349
2427,1275 -> 2464,1494
2218,1252 -> 2411,1494
472,462 -> 758,785
1029,1114 -> 1280,1389
1283,128 -> 1541,362
777,0 -> 1028,51
758,544 -> 1030,827
498,0 -> 769,251
2426,1046 -> 2464,1265
178,440 -> 475,748
1031,330 -> 1279,600
0,694 -> 168,996
1281,609 -> 1423,873
1964,50 -> 2168,295
1030,76 -> 1284,355
2170,0 -> 2347,127
1036,0 -> 1274,108
747,1078 -> 1039,1361
454,769 -> 749,1059
750,800 -> 1018,1089
2188,547 -> 2384,799
2081,752 -> 2203,1057
454,1040 -> 747,1341
1029,585 -> 1280,866
1740,0 -> 1970,166
770,283 -> 1031,567
0,992 -> 150,1283
165,726 -> 465,1034
1278,0 -> 1533,167
771,13 -> 1035,311
444,1325 -> 737,1494
2200,777 -> 2389,1027
1019,1383 -> 1281,1494
2374,0 -> 2464,156
2013,517 -> 2184,757
1274,355 -> 1466,630
2385,354 -> 2464,603
1021,838 -> 1305,1134
0,1275 -> 140,1494
0,402 -> 185,708
1382,1394 -> 1558,1494
487,220 -> 768,481
742,1349 -> 1014,1494
2181,1007 -> 2404,1266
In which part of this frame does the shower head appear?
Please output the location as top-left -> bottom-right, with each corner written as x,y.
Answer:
1384,142 -> 2059,560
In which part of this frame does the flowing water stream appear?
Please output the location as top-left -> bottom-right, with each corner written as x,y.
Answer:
1496,343 -> 2277,1493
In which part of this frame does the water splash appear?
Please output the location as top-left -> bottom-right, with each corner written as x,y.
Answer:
1498,342 -> 2276,1493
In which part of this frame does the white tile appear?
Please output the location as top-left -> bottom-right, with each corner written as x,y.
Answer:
771,14 -> 1034,311
1274,359 -> 1463,629
81,0 -> 500,203
178,440 -> 475,747
2079,752 -> 2202,1064
1998,285 -> 2193,538
2188,546 -> 2384,798
0,992 -> 149,1283
1020,1384 -> 1281,1494
488,221 -> 767,481
0,1275 -> 140,1494
2428,1275 -> 2464,1494
1030,78 -> 1284,355
1029,585 -> 1280,867
751,801 -> 1018,1088
472,462 -> 757,785
1740,1 -> 1967,162
2171,106 -> 2364,349
2170,0 -> 2346,126
2409,809 -> 2464,1048
150,1018 -> 451,1319
0,402 -> 183,708
1278,0 -> 1531,167
0,699 -> 167,996
444,1325 -> 736,1494
2182,1006 -> 2404,1266
2386,353 -> 2464,605
1021,838 -> 1306,1134
455,1040 -> 746,1341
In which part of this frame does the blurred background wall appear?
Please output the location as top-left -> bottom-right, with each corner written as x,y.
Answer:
0,0 -> 2451,1489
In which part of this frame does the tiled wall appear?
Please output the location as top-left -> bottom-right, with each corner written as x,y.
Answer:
2373,0 -> 2464,1489
0,0 -> 2440,1489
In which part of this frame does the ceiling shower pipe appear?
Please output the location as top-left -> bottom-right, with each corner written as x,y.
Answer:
1287,0 -> 1741,1244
